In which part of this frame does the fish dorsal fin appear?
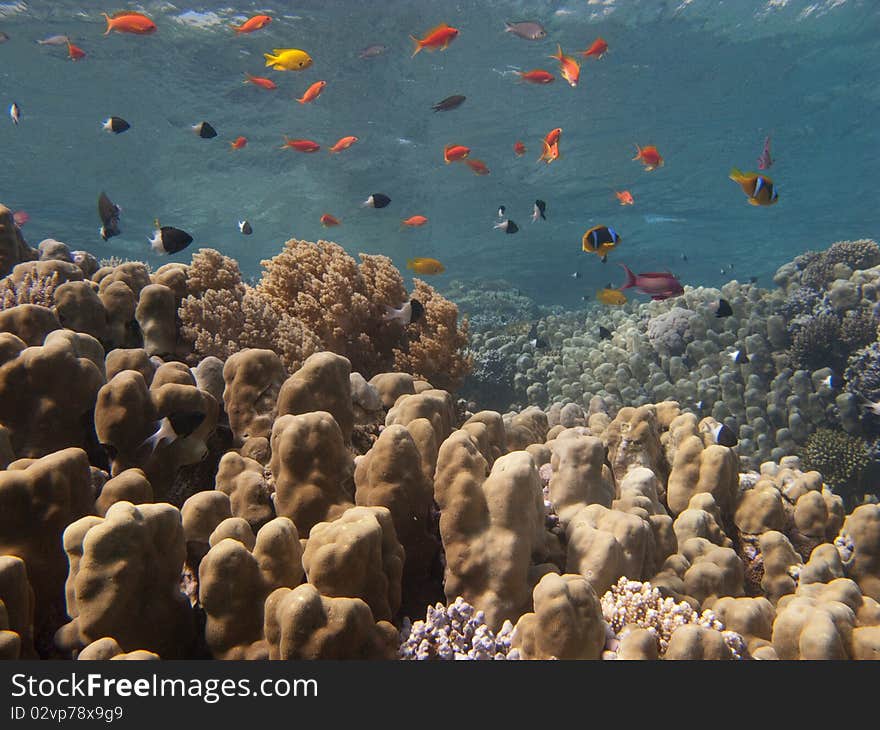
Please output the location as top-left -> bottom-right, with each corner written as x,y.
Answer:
426,23 -> 451,35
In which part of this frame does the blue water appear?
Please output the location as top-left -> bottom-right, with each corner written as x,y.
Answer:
1,0 -> 878,308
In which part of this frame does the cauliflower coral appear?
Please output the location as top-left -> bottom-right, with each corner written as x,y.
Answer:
179,241 -> 472,389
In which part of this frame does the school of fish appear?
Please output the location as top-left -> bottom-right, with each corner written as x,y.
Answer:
3,11 -> 781,310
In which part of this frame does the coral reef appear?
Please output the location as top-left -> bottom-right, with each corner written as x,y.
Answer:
0,232 -> 878,663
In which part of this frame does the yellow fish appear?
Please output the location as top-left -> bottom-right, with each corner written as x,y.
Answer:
729,167 -> 779,206
596,286 -> 627,305
263,48 -> 313,71
407,257 -> 445,275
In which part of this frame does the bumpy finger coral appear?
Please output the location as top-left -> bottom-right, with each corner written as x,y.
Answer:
222,348 -> 286,442
710,596 -> 775,656
0,448 -> 93,646
56,502 -> 195,659
95,469 -> 152,516
565,504 -> 653,596
602,405 -> 670,486
135,283 -> 179,358
0,556 -> 36,659
94,367 -> 218,499
264,584 -> 398,660
214,452 -> 274,532
665,413 -> 739,518
354,424 -> 442,615
302,506 -> 404,623
277,351 -> 354,443
839,504 -> 880,602
269,412 -> 354,537
0,330 -> 104,459
199,517 -> 302,659
510,573 -> 607,659
547,430 -> 615,523
434,433 -> 548,630
77,638 -> 159,661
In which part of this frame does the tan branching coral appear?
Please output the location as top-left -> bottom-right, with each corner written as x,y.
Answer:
179,249 -> 319,372
392,278 -> 471,391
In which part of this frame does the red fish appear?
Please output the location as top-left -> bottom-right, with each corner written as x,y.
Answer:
410,23 -> 459,57
443,144 -> 470,163
244,73 -> 277,90
67,40 -> 86,60
544,127 -> 562,147
281,137 -> 320,152
102,12 -> 157,35
615,190 -> 634,205
514,69 -> 555,84
619,264 -> 683,300
231,15 -> 272,34
465,159 -> 490,175
549,44 -> 580,87
230,136 -> 247,150
633,144 -> 663,171
297,80 -> 326,104
12,211 -> 29,226
402,215 -> 428,227
514,141 -> 526,156
538,128 -> 562,163
329,136 -> 358,153
320,213 -> 341,227
581,37 -> 608,59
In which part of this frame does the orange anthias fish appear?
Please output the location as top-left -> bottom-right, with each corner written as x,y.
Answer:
230,136 -> 247,150
402,215 -> 428,227
581,37 -> 608,59
544,127 -> 562,147
329,136 -> 358,153
281,137 -> 321,152
514,69 -> 555,84
297,80 -> 326,104
465,159 -> 490,175
231,15 -> 272,34
102,12 -> 157,35
410,23 -> 459,57
549,44 -> 580,87
633,144 -> 664,171
407,257 -> 445,275
244,73 -> 277,90
514,141 -> 526,156
615,190 -> 634,205
67,40 -> 86,60
320,214 -> 341,227
539,140 -> 560,164
444,144 -> 470,163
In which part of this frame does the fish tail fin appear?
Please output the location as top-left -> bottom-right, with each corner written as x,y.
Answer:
410,35 -> 422,57
382,305 -> 403,323
601,255 -> 608,263
263,52 -> 277,67
619,263 -> 637,289
406,259 -> 415,270
538,140 -> 550,162
140,418 -> 176,454
279,135 -> 289,149
102,12 -> 112,35
632,144 -> 642,160
550,43 -> 563,61
296,96 -> 305,104
729,167 -> 747,182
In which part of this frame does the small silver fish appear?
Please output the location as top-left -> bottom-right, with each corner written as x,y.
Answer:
238,220 -> 252,235
504,21 -> 547,40
9,102 -> 20,125
358,43 -> 387,59
36,34 -> 69,46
